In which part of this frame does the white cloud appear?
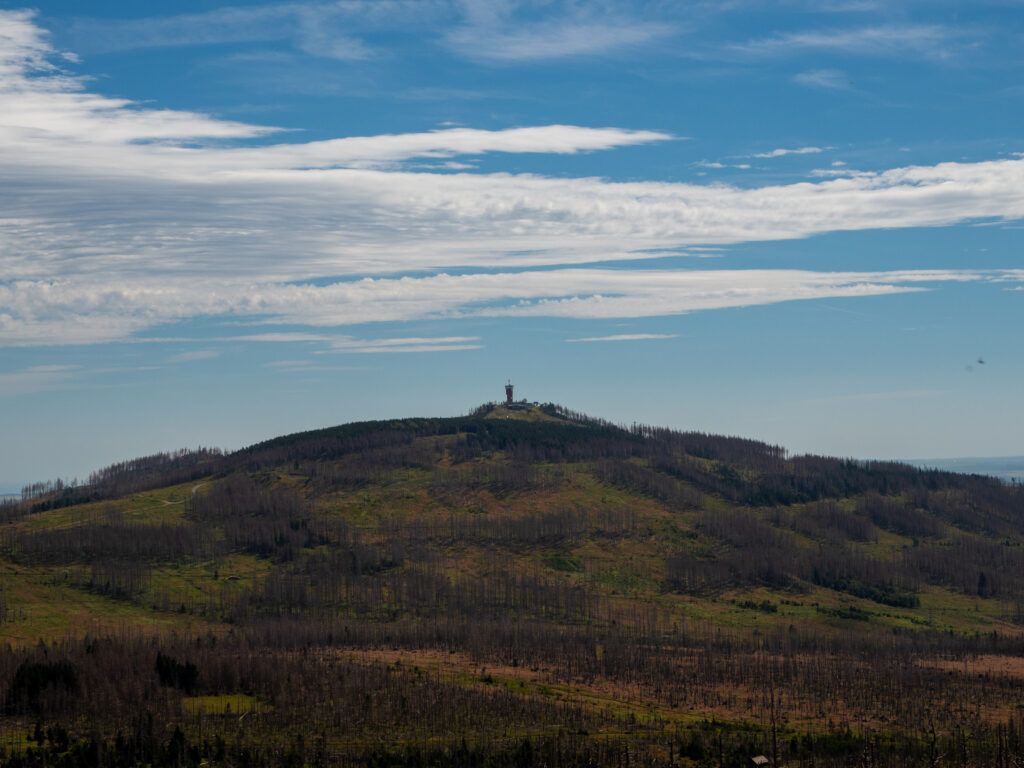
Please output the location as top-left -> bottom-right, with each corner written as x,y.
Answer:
444,2 -> 672,63
266,360 -> 374,372
566,333 -> 678,343
65,2 -> 434,61
730,25 -> 964,61
228,332 -> 334,343
68,2 -> 675,64
447,19 -> 671,62
0,364 -> 79,397
694,160 -> 751,170
467,269 -> 989,320
809,167 -> 874,178
323,335 -> 482,353
0,13 -> 668,167
794,69 -> 851,90
265,359 -> 314,368
166,349 -> 221,363
752,146 -> 827,158
67,5 -> 298,53
2,12 -> 1024,347
3,269 -> 1017,346
0,12 -> 273,144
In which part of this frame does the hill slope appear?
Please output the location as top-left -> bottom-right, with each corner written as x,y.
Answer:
2,403 -> 1023,767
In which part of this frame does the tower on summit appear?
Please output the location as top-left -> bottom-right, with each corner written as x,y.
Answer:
505,380 -> 514,405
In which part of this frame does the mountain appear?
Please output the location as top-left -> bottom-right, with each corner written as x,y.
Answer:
2,403 -> 1024,768
906,456 -> 1024,483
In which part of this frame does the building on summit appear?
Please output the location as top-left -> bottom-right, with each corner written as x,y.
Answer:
503,381 -> 537,411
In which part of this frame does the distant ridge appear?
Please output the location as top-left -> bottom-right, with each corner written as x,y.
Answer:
905,456 -> 1024,482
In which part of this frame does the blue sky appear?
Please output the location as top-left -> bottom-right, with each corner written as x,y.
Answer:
1,1 -> 1023,491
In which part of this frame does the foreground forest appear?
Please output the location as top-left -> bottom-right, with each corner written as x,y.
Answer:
2,403 -> 1024,767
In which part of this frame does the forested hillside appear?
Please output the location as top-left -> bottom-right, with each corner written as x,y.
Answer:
2,403 -> 1023,767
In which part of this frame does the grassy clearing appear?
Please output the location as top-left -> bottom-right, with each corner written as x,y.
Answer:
144,553 -> 272,611
318,468 -> 438,527
183,694 -> 266,716
0,560 -> 209,645
483,406 -> 567,423
574,538 -> 665,596
336,647 -> 851,736
14,481 -> 202,532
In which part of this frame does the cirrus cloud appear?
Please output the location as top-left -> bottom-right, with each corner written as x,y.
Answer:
566,333 -> 679,343
3,269 -> 1020,346
751,146 -> 827,158
2,11 -> 1024,348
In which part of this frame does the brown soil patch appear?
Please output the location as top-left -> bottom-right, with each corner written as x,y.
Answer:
919,654 -> 1024,680
338,647 -> 550,684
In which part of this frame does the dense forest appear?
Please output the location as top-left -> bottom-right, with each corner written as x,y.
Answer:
1,402 -> 1023,767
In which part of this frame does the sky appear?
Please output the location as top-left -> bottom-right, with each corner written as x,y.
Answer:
1,1 -> 1023,491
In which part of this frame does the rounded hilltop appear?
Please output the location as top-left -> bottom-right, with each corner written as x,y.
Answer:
470,381 -> 562,422
484,402 -> 560,422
